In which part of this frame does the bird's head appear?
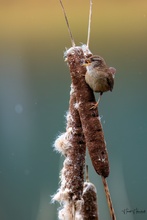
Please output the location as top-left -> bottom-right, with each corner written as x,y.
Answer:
83,55 -> 106,70
83,55 -> 116,76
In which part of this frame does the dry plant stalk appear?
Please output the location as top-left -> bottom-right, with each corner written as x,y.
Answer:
102,176 -> 116,220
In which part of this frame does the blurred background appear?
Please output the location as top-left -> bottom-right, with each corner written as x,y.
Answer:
0,0 -> 147,220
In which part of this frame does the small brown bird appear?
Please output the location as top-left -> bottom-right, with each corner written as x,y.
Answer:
83,55 -> 116,109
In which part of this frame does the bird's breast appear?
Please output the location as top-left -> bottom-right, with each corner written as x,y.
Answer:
85,71 -> 112,93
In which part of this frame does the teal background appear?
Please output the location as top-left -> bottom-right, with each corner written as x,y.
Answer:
0,0 -> 147,219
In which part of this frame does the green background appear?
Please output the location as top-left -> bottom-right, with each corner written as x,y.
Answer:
0,0 -> 147,219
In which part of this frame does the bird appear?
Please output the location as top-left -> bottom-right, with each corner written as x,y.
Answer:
83,55 -> 116,109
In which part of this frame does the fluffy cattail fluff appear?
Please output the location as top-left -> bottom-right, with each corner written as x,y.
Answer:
58,201 -> 75,220
54,132 -> 69,156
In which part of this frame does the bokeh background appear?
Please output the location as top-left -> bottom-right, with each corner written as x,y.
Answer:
0,0 -> 147,220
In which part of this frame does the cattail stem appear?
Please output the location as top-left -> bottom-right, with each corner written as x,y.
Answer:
59,0 -> 75,47
101,176 -> 116,220
87,0 -> 93,48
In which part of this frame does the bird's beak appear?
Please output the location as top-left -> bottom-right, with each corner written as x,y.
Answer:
82,62 -> 91,67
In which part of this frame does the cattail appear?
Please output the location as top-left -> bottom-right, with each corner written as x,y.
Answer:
66,46 -> 110,178
80,165 -> 99,220
73,166 -> 99,220
81,181 -> 99,220
52,85 -> 86,219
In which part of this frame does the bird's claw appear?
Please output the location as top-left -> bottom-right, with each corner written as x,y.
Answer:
90,102 -> 98,110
